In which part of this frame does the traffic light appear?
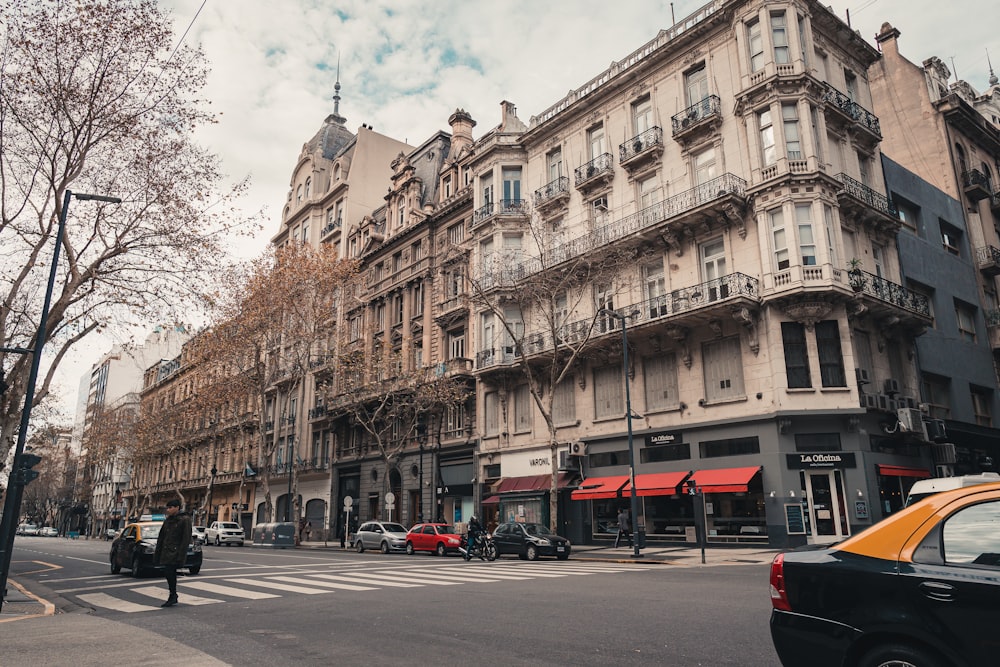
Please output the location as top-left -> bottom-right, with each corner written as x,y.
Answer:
15,453 -> 42,485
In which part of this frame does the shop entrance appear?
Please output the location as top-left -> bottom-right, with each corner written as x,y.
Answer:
804,470 -> 849,544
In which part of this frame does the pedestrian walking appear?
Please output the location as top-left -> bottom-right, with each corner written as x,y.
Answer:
154,498 -> 191,607
615,507 -> 632,548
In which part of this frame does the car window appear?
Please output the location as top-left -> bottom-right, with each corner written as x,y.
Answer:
436,525 -> 455,534
140,524 -> 162,540
221,522 -> 240,529
422,526 -> 435,535
942,500 -> 1000,567
383,523 -> 406,533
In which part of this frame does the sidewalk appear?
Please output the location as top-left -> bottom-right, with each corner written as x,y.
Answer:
0,543 -> 777,664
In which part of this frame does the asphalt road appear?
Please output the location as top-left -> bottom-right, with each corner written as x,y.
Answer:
10,537 -> 780,666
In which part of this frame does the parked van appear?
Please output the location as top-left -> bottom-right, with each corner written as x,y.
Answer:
904,472 -> 1000,506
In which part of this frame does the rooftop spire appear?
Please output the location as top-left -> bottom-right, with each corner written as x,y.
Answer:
989,48 -> 998,87
330,53 -> 346,124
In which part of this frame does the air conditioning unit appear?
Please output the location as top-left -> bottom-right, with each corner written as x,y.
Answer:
861,394 -> 878,409
569,441 -> 587,457
925,419 -> 947,442
897,407 -> 927,439
932,442 -> 957,465
902,396 -> 918,410
876,394 -> 890,411
855,368 -> 870,385
883,378 -> 900,395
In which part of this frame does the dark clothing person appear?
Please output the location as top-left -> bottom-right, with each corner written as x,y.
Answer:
615,509 -> 632,548
464,515 -> 483,560
154,499 -> 192,607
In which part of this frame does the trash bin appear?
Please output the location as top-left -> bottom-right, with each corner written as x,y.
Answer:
637,529 -> 646,549
252,522 -> 296,548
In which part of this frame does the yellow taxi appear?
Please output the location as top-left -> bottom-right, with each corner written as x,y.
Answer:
770,481 -> 1000,667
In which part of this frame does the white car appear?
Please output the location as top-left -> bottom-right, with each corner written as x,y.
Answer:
39,526 -> 58,537
192,525 -> 207,544
206,521 -> 245,546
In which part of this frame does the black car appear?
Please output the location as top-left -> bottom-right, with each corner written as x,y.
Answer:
770,481 -> 1000,667
492,522 -> 571,560
110,521 -> 203,577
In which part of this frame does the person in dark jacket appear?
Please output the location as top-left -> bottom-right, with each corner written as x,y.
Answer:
154,498 -> 192,607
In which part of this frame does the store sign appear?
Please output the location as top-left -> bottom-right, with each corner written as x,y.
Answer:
529,458 -> 549,467
785,452 -> 857,469
646,431 -> 681,447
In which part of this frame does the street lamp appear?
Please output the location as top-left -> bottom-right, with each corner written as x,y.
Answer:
0,190 -> 121,612
599,308 -> 642,559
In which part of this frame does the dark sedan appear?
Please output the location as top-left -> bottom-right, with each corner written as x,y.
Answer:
493,522 -> 571,560
770,481 -> 1000,667
110,521 -> 203,577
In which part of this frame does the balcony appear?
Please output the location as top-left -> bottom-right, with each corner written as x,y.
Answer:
482,173 -> 747,289
847,268 -> 932,326
472,198 -> 529,229
961,169 -> 991,202
670,96 -> 722,144
574,152 -> 615,192
986,309 -> 1000,351
990,192 -> 1000,213
821,85 -> 882,144
619,126 -> 664,172
434,292 -> 469,328
975,245 -> 1000,277
476,272 -> 760,371
834,173 -> 900,233
320,217 -> 343,238
307,406 -> 328,420
533,176 -> 570,214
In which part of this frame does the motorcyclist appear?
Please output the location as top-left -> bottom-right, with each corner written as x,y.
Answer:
464,515 -> 483,561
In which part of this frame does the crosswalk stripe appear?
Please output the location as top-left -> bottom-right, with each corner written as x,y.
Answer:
268,575 -> 376,591
456,566 -> 567,578
492,564 -> 634,574
343,572 -> 463,586
399,567 -> 532,581
78,592 -> 157,613
310,574 -> 423,588
133,585 -> 221,606
226,577 -> 327,594
378,569 -> 506,583
180,580 -> 280,600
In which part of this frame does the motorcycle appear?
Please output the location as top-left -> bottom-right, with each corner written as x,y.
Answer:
460,531 -> 497,561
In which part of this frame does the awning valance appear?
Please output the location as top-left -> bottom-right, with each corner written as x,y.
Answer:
570,475 -> 629,501
877,464 -> 932,479
688,466 -> 762,494
493,473 -> 574,495
482,495 -> 501,505
623,471 -> 692,497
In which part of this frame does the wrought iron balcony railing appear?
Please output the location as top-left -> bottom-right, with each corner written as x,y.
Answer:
821,85 -> 881,138
670,95 -> 722,135
836,173 -> 897,217
985,308 -> 1000,327
574,152 -> 614,185
849,269 -> 930,317
472,199 -> 527,226
534,176 -> 570,207
975,245 -> 1000,269
619,126 -> 664,162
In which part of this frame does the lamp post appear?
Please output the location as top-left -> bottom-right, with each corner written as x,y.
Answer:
0,190 -> 121,611
599,308 -> 642,559
286,435 -> 294,523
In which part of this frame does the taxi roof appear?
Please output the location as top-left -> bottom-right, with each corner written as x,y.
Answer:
834,481 -> 1000,562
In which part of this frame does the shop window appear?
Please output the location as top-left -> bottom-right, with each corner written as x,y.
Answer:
699,436 -> 760,458
640,443 -> 691,463
588,450 -> 626,467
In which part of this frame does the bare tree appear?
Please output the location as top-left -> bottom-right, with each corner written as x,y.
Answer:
468,210 -> 633,531
0,0 -> 259,469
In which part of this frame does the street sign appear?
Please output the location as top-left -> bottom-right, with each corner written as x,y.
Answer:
384,492 -> 395,507
343,495 -> 353,511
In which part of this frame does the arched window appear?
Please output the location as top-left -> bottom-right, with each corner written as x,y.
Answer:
955,143 -> 968,174
982,162 -> 993,192
296,184 -> 303,204
305,177 -> 312,198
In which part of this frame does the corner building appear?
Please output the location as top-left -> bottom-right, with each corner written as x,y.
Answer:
466,0 -> 933,549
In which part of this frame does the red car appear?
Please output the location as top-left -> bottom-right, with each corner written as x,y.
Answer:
405,523 -> 463,556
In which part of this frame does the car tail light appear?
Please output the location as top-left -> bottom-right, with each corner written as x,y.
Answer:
769,553 -> 791,611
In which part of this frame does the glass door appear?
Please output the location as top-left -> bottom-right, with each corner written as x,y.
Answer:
804,470 -> 849,544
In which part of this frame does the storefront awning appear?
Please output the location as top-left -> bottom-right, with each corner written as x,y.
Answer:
688,466 -> 762,493
877,464 -> 932,478
493,473 -> 574,495
482,495 -> 501,505
570,475 -> 629,500
623,471 -> 692,497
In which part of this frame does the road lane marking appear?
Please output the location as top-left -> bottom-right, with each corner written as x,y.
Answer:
310,574 -> 423,588
180,581 -> 280,599
399,567 -> 533,581
132,586 -> 221,606
267,575 -> 376,591
77,592 -> 156,613
375,569 -> 506,583
225,578 -> 328,594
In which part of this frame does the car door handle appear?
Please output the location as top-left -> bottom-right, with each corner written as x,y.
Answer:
918,580 -> 955,602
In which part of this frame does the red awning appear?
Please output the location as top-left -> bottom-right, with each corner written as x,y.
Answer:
688,466 -> 762,493
493,473 -> 574,495
570,475 -> 629,500
481,495 -> 500,505
623,471 -> 692,497
877,464 -> 932,479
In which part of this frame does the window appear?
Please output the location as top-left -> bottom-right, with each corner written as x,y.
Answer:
594,365 -> 624,419
699,437 -> 760,458
747,19 -> 763,72
783,104 -> 801,159
396,200 -> 405,229
502,166 -> 522,206
445,268 -> 464,298
514,385 -> 532,433
595,283 -> 616,332
412,240 -> 423,260
815,320 -> 846,387
644,261 -> 666,318
844,70 -> 858,101
374,303 -> 385,332
547,148 -> 563,181
759,109 -> 776,165
703,337 -> 745,401
641,443 -> 691,463
796,204 -> 816,265
941,221 -> 962,256
921,374 -> 951,419
445,404 -> 466,437
588,125 -> 605,160
301,222 -> 309,243
685,64 -> 708,105
701,237 -> 726,281
794,433 -> 842,452
392,293 -> 404,326
971,387 -> 993,427
633,96 -> 652,134
770,12 -> 789,64
443,175 -> 452,199
694,147 -> 717,185
823,205 -> 839,270
770,208 -> 789,270
392,252 -> 403,273
552,379 -> 576,424
644,353 -> 679,410
501,305 -> 524,354
481,311 -> 496,354
895,197 -> 920,233
412,282 -> 424,317
782,322 -> 811,388
448,222 -> 465,245
484,392 -> 499,435
955,301 -> 977,342
296,184 -> 303,204
639,175 -> 659,208
412,342 -> 423,369
448,331 -> 465,360
940,501 -> 1000,566
858,151 -> 872,186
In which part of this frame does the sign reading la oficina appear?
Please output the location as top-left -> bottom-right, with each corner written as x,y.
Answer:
785,452 -> 856,469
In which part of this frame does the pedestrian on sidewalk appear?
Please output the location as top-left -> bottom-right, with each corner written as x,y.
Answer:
615,507 -> 632,548
154,498 -> 191,608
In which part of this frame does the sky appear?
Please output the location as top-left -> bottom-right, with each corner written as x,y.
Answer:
48,0 -> 998,422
